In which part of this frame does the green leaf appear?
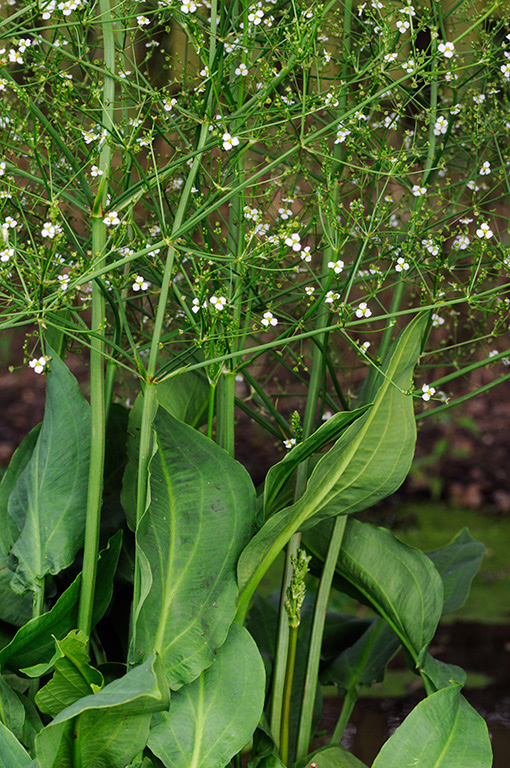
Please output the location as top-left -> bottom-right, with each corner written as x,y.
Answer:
0,674 -> 25,739
8,351 -> 91,594
372,685 -> 492,768
131,408 -> 256,688
420,654 -> 467,691
35,655 -> 169,768
305,519 -> 443,666
148,623 -> 265,768
322,618 -> 401,694
247,717 -> 286,768
0,531 -> 122,673
0,721 -> 33,768
427,529 -> 485,614
237,313 -> 427,612
293,744 -> 368,768
263,406 -> 371,518
35,630 -> 104,717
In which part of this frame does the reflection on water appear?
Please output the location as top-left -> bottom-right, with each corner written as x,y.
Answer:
319,623 -> 510,767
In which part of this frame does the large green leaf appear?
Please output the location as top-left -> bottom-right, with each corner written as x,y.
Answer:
427,529 -> 485,614
148,623 -> 265,768
372,685 -> 492,768
237,313 -> 427,612
8,351 -> 91,594
0,532 -> 122,673
293,744 -> 368,768
0,721 -> 33,768
305,519 -> 443,666
131,408 -> 257,688
0,674 -> 25,739
35,630 -> 104,717
35,655 -> 169,768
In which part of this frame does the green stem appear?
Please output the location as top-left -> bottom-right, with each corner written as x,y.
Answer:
78,0 -> 115,638
280,624 -> 299,765
28,581 -> 45,698
330,686 -> 358,744
207,379 -> 216,441
216,372 -> 236,456
295,516 -> 347,760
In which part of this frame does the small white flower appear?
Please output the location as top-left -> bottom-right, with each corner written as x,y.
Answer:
401,59 -> 415,73
137,14 -> 150,25
285,232 -> 301,251
29,356 -> 51,374
334,125 -> 351,144
325,290 -> 339,304
283,438 -> 296,449
103,211 -> 121,227
476,222 -> 493,239
452,234 -> 470,250
466,180 -> 479,192
180,0 -> 197,12
359,340 -> 371,353
304,286 -> 315,296
383,52 -> 398,63
438,41 -> 455,58
422,237 -> 439,256
0,247 -> 14,262
8,49 -> 23,64
41,221 -> 61,238
191,298 -> 205,313
3,216 -> 17,229
479,161 -> 491,176
261,310 -> 278,327
235,63 -> 249,77
395,256 -> 410,272
412,184 -> 426,196
355,302 -> 372,318
133,275 -> 150,291
222,133 -> 240,151
472,93 -> 485,105
421,383 -> 436,401
90,165 -> 103,177
431,313 -> 445,327
328,259 -> 344,274
433,116 -> 448,136
501,63 -> 510,79
0,161 -> 6,176
82,129 -> 99,144
57,273 -> 70,291
248,6 -> 264,24
300,246 -> 312,262
163,97 -> 177,112
278,207 -> 293,220
210,295 -> 227,310
396,19 -> 410,33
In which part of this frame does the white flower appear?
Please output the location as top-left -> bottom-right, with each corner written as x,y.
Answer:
438,41 -> 455,58
3,216 -> 17,229
325,290 -> 339,304
261,311 -> 278,327
283,438 -> 296,449
466,180 -> 479,192
304,286 -> 315,296
395,256 -> 410,272
431,313 -> 445,327
0,247 -> 14,262
90,165 -> 103,177
163,97 -> 177,112
422,237 -> 439,256
452,234 -> 470,250
8,49 -> 23,64
355,302 -> 372,318
180,0 -> 197,12
82,129 -> 99,144
334,126 -> 351,144
328,259 -> 344,274
433,116 -> 448,136
285,232 -> 301,251
501,63 -> 510,79
137,15 -> 150,25
401,59 -> 415,73
383,52 -> 398,63
210,295 -> 227,310
248,6 -> 264,24
29,356 -> 51,374
396,19 -> 410,33
222,133 -> 240,151
472,93 -> 485,105
479,161 -> 491,176
300,246 -> 312,262
412,184 -> 426,196
103,211 -> 121,226
476,222 -> 493,239
359,340 -> 371,353
41,221 -> 61,238
421,383 -> 436,401
450,103 -> 461,115
278,207 -> 293,220
0,161 -> 6,176
235,63 -> 249,77
133,275 -> 150,291
57,273 -> 70,291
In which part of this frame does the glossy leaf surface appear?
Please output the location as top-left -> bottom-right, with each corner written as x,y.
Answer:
0,721 -> 33,768
131,408 -> 256,688
294,745 -> 368,767
149,623 -> 265,768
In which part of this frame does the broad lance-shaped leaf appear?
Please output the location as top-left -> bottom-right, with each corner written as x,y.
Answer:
148,623 -> 265,768
0,721 -> 34,768
35,630 -> 104,717
0,531 -> 122,673
0,674 -> 25,739
372,684 -> 492,768
35,655 -> 169,768
237,313 -> 427,611
305,518 -> 443,667
427,528 -> 485,614
8,350 -> 91,594
130,408 -> 257,688
294,745 -> 368,768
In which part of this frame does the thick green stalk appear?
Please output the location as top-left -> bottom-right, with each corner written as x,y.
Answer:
280,624 -> 298,765
295,516 -> 347,760
216,372 -> 236,456
78,0 -> 115,637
